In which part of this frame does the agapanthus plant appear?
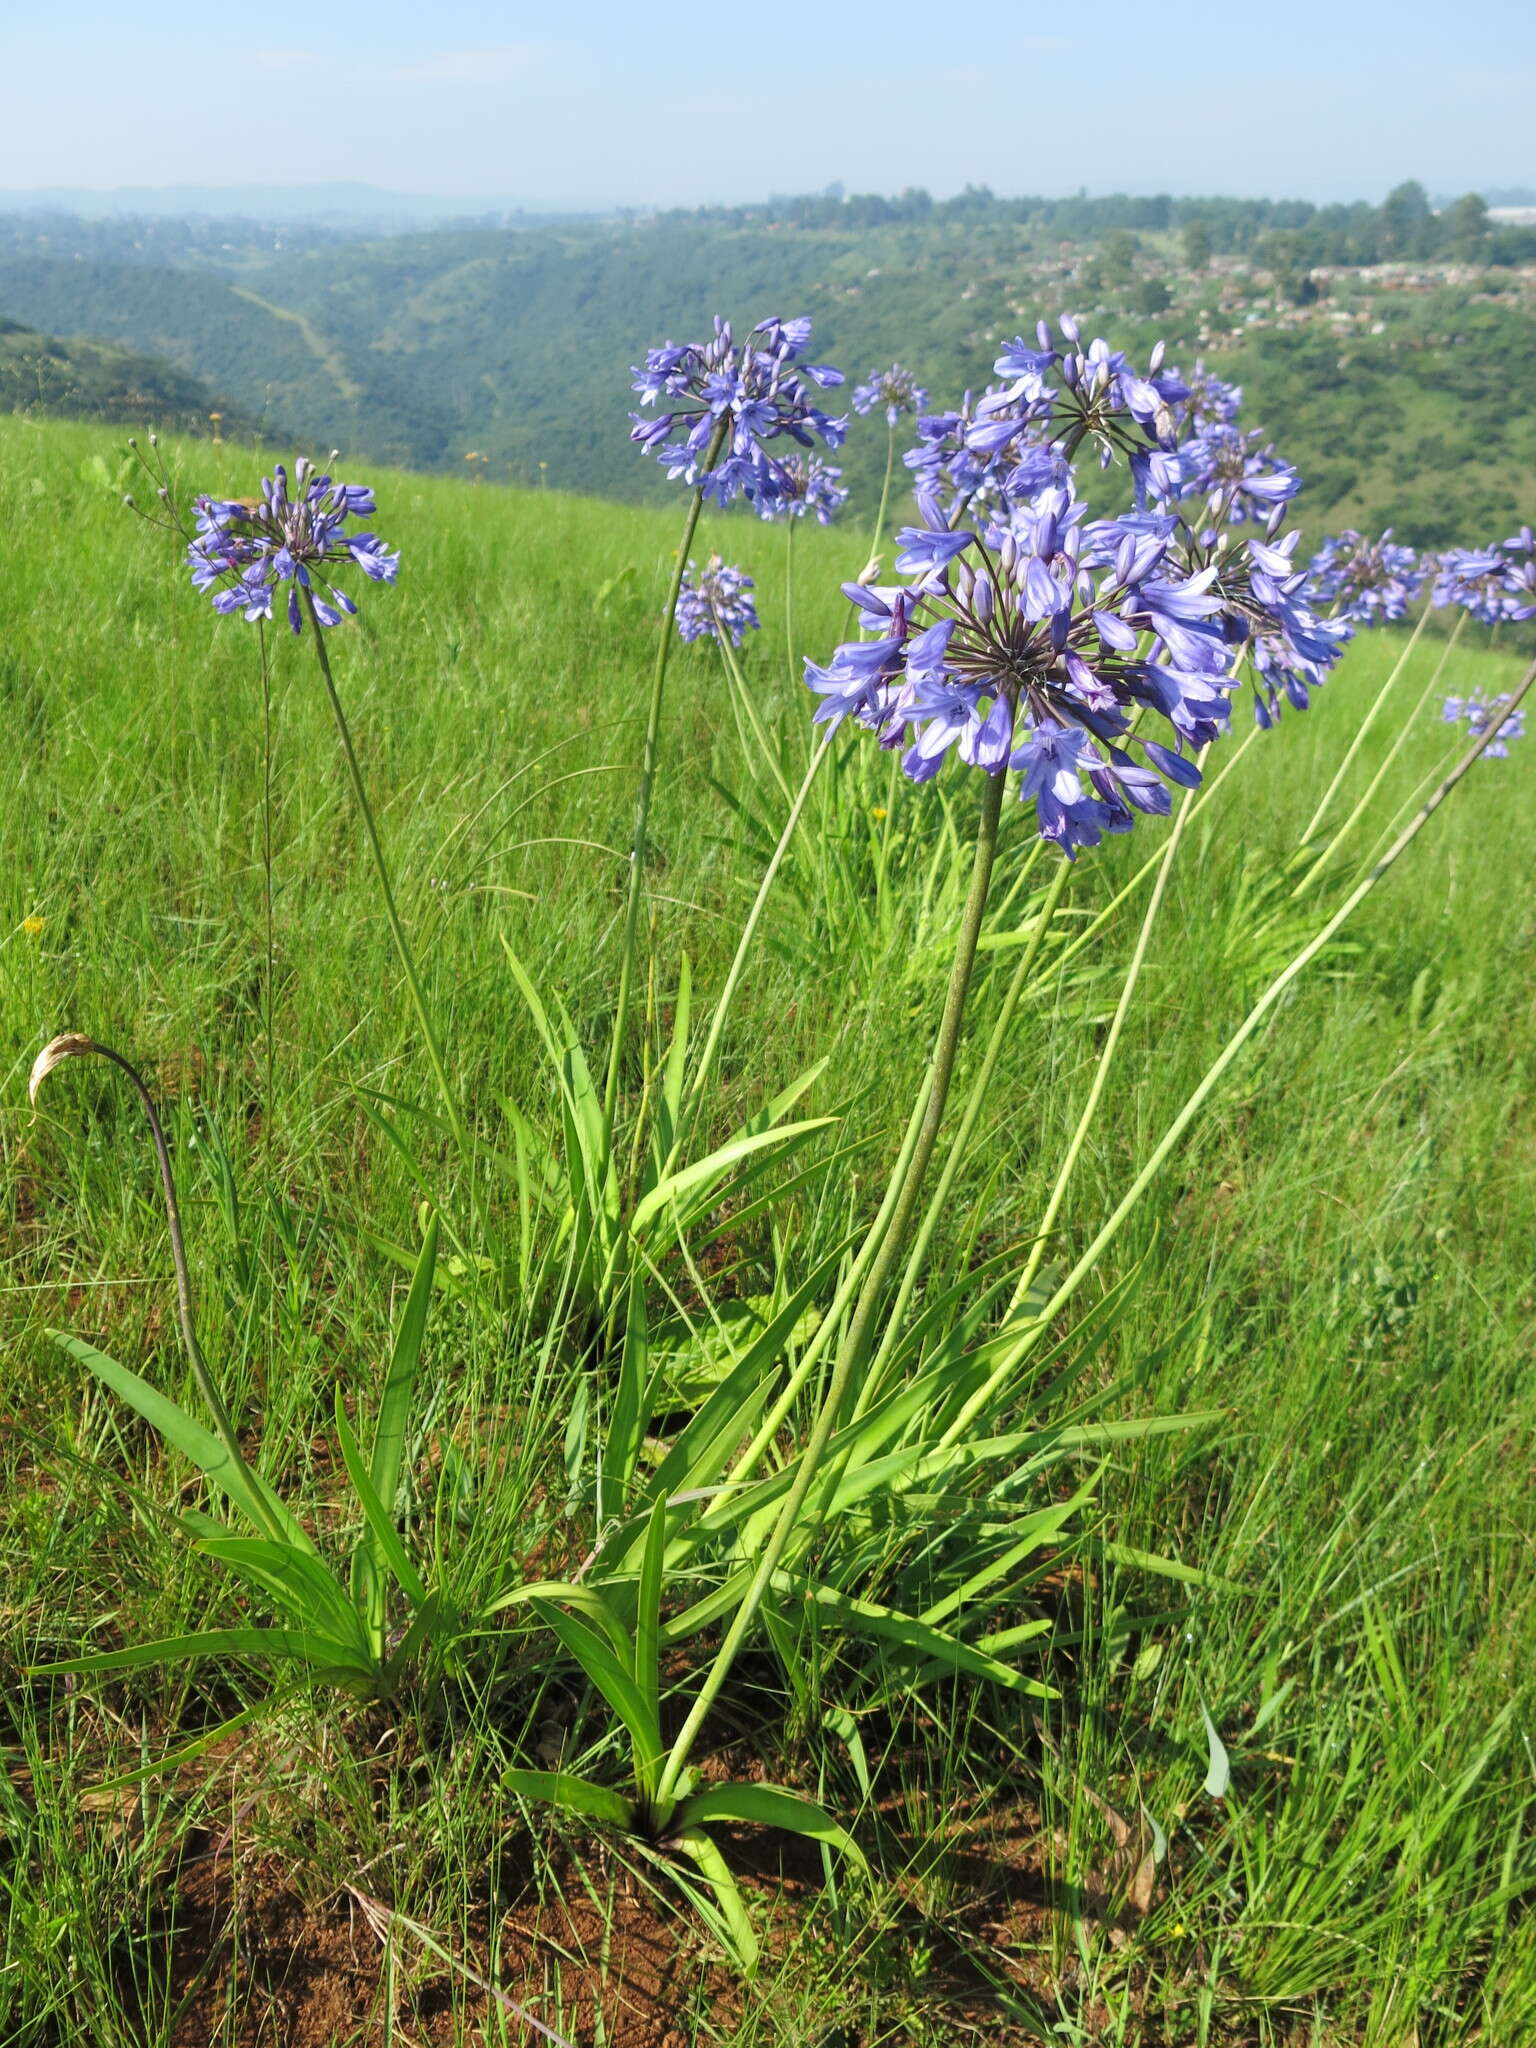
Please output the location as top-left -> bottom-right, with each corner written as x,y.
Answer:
675,556 -> 761,646
1433,533 -> 1536,625
629,315 -> 845,509
1181,360 -> 1244,429
760,454 -> 847,525
852,363 -> 928,425
1308,529 -> 1425,625
186,459 -> 399,633
809,319 -> 1348,848
1443,691 -> 1526,757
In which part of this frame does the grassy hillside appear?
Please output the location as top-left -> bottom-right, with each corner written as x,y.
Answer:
0,315 -> 262,437
0,202 -> 1532,544
4,413 -> 1536,2044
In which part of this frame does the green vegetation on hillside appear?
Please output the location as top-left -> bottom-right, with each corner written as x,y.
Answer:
4,413 -> 1536,2043
0,314 -> 259,437
0,182 -> 1531,543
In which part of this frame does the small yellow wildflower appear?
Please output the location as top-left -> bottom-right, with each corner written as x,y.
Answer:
22,916 -> 45,939
871,805 -> 888,821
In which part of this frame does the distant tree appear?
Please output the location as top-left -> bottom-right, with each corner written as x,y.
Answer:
1446,192 -> 1489,262
1258,229 -> 1318,303
1103,229 -> 1139,278
1378,180 -> 1433,258
1133,277 -> 1172,315
1181,221 -> 1212,270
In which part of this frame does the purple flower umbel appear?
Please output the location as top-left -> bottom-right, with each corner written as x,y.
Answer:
761,454 -> 848,525
852,363 -> 928,427
806,312 -> 1350,845
1307,529 -> 1424,625
807,481 -> 1236,856
675,556 -> 761,648
1443,692 -> 1526,758
629,316 -> 845,510
1433,531 -> 1536,625
186,460 -> 398,634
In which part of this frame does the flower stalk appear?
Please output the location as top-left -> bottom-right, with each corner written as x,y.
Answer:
303,590 -> 470,1166
656,765 -> 1009,1805
602,413 -> 730,1136
28,1034 -> 284,1543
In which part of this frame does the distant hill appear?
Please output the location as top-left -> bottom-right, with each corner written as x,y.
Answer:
0,317 -> 263,438
0,184 -> 1529,546
0,184 -> 578,227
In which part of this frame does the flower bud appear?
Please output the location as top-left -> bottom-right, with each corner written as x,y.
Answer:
28,1033 -> 99,1108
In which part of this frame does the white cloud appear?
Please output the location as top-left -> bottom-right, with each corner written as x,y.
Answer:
391,46 -> 537,86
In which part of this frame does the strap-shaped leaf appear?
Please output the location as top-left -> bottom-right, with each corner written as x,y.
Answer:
29,1625 -> 373,1679
50,1330 -> 310,1551
629,1118 -> 835,1241
333,1394 -> 431,1610
782,1577 -> 1051,1696
674,1781 -> 868,1873
502,1767 -> 634,1830
633,1498 -> 668,1755
529,1598 -> 661,1797
670,1826 -> 760,1974
371,1214 -> 439,1515
487,1579 -> 633,1655
197,1536 -> 366,1644
639,1236 -> 855,1513
599,1273 -> 649,1519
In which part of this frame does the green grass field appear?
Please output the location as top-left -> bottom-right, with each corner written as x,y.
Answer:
3,412 -> 1536,2046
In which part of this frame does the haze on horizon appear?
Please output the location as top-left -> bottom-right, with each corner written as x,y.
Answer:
1,0 -> 1531,215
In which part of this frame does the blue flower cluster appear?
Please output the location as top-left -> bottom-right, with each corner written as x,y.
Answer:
1443,691 -> 1527,758
852,364 -> 928,426
1182,361 -> 1244,429
630,316 -> 845,510
1433,529 -> 1536,624
1307,529 -> 1425,625
804,318 -> 1350,852
674,556 -> 761,648
760,454 -> 847,526
1156,424 -> 1300,527
187,460 -> 398,633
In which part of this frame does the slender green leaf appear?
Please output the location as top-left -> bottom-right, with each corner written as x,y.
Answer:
671,1826 -> 760,1974
371,1214 -> 439,1513
502,1768 -> 635,1831
530,1598 -> 661,1793
675,1782 -> 869,1872
50,1331 -> 310,1552
333,1395 -> 432,1609
30,1626 -> 373,1679
629,1118 -> 835,1240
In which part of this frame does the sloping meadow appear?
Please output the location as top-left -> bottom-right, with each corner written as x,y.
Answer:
3,411 -> 1536,2043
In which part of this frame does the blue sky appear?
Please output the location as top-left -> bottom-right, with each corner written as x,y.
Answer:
2,0 -> 1531,209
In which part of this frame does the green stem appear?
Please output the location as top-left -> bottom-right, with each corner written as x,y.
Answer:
1298,601 -> 1433,846
676,730 -> 833,1161
603,417 -> 729,1135
1014,722 -> 1261,1012
39,1038 -> 284,1544
657,767 -> 1008,1806
259,619 -> 275,1178
937,648 -> 1536,1454
1292,611 -> 1468,900
712,615 -> 793,807
859,849 -> 1075,1401
1005,762 -> 1202,1320
784,517 -> 798,694
303,592 -> 470,1167
868,423 -> 897,568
